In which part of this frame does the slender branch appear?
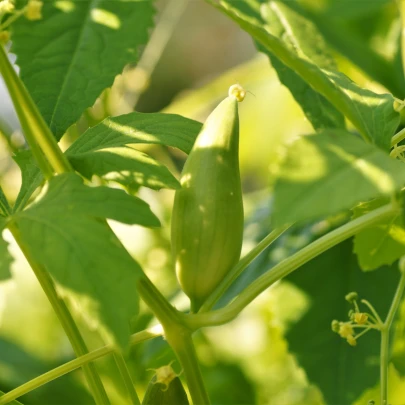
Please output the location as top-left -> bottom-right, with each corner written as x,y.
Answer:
184,203 -> 396,330
0,45 -> 71,175
391,128 -> 405,147
199,225 -> 291,312
0,327 -> 163,405
130,0 -> 188,108
7,222 -> 110,405
399,0 -> 405,84
113,353 -> 140,405
379,260 -> 405,405
380,329 -> 389,405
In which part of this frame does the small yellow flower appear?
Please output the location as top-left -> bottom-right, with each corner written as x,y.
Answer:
347,335 -> 357,347
25,0 -> 43,21
354,313 -> 368,325
0,30 -> 10,44
338,322 -> 354,338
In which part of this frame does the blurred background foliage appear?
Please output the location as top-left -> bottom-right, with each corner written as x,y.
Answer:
1,0 -> 405,404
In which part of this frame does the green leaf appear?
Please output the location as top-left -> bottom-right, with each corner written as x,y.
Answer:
11,173 -> 158,347
272,130 -> 405,226
353,198 -> 405,271
258,2 -> 345,130
0,186 -> 11,216
67,112 -> 202,155
11,0 -> 155,139
13,150 -> 43,213
286,239 -> 399,404
65,112 -> 202,190
208,0 -> 399,150
321,0 -> 391,19
69,146 -> 180,191
0,337 -> 92,404
0,229 -> 12,281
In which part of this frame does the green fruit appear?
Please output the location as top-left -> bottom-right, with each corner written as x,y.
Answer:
142,368 -> 189,405
171,85 -> 245,311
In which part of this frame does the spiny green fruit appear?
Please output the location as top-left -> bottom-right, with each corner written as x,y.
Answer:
142,365 -> 189,405
171,84 -> 245,311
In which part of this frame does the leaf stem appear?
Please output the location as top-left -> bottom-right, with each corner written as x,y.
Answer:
113,353 -> 140,405
131,0 -> 188,108
0,45 -> 71,176
199,225 -> 290,312
183,203 -> 396,330
0,327 -> 162,405
7,222 -> 110,405
399,0 -> 405,83
391,127 -> 405,147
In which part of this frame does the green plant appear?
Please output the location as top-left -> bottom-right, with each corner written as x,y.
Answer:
1,1 -> 405,405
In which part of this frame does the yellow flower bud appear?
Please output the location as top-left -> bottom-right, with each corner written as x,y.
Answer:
354,313 -> 368,325
338,322 -> 354,338
347,335 -> 357,346
25,0 -> 43,21
0,0 -> 15,13
0,30 -> 10,44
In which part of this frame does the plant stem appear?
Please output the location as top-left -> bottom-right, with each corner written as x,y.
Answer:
184,203 -> 396,330
199,225 -> 290,312
113,353 -> 140,405
8,222 -> 110,405
0,45 -> 71,175
137,278 -> 210,405
0,327 -> 162,405
399,0 -> 405,83
391,127 -> 405,147
379,261 -> 405,405
130,0 -> 188,108
380,328 -> 389,405
166,329 -> 210,405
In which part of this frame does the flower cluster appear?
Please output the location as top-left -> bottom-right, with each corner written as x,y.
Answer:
331,291 -> 382,347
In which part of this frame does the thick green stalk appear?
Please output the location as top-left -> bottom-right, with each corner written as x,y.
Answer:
137,278 -> 210,405
199,225 -> 290,312
113,353 -> 140,405
0,327 -> 162,405
0,45 -> 71,175
8,223 -> 110,405
184,203 -> 396,330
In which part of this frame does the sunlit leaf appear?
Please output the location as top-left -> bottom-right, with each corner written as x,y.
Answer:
272,130 -> 405,226
67,112 -> 202,155
258,2 -> 345,130
353,198 -> 405,271
65,112 -> 202,190
11,0 -> 155,139
10,173 -> 157,347
208,0 -> 399,149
